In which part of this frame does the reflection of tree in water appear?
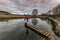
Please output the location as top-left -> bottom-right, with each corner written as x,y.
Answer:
32,9 -> 38,25
32,18 -> 38,25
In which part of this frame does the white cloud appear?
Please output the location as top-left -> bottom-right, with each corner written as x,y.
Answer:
0,0 -> 60,14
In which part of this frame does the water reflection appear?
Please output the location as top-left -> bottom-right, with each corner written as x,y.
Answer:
32,18 -> 38,25
0,19 -> 8,22
0,18 -> 55,40
40,18 -> 60,37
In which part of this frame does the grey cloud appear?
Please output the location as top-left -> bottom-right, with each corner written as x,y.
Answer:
0,0 -> 60,14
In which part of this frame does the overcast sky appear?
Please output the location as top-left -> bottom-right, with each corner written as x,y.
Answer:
0,0 -> 60,15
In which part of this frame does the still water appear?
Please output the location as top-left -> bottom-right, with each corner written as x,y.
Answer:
0,18 -> 55,40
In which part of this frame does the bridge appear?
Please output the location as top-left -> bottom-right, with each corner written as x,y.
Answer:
25,22 -> 60,40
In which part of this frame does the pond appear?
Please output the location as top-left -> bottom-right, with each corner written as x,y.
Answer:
0,18 -> 55,40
